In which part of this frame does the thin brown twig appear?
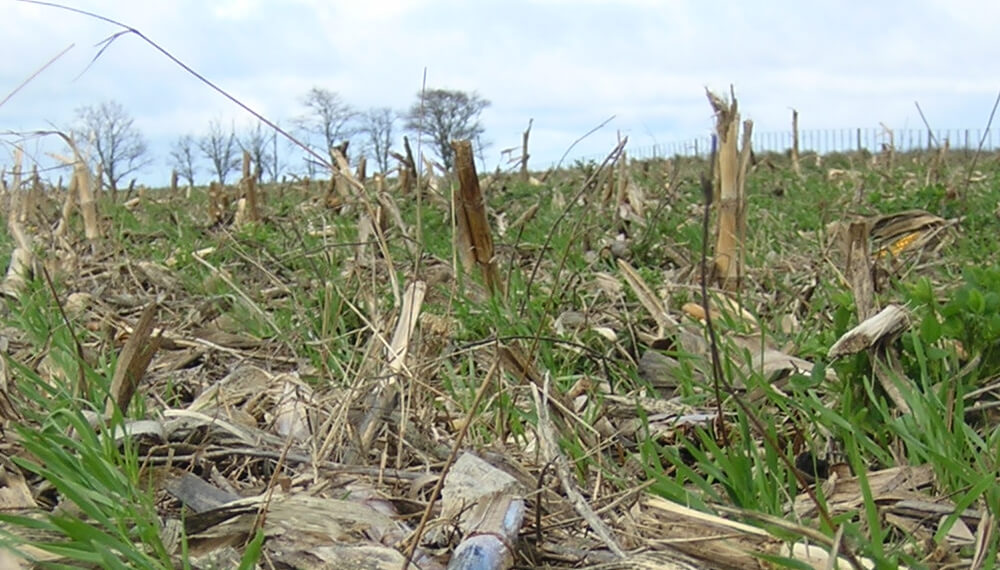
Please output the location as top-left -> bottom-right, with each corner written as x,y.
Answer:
144,445 -> 428,481
39,264 -> 89,401
552,114 -> 617,172
0,43 -> 74,109
413,67 -> 428,273
962,89 -> 1000,198
17,0 -> 329,171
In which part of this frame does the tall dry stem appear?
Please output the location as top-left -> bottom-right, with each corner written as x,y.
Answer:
2,150 -> 33,299
452,139 -> 502,296
75,159 -> 101,241
239,150 -> 261,223
706,88 -> 752,292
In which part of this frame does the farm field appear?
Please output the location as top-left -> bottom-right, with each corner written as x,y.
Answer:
1,140 -> 999,569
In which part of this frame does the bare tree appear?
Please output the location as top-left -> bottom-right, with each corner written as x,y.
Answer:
296,87 -> 356,156
238,121 -> 273,182
199,120 -> 240,184
359,107 -> 396,174
169,134 -> 199,188
72,100 -> 151,193
404,88 -> 490,170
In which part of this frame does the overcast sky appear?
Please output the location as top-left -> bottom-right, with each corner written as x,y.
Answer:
2,0 -> 999,185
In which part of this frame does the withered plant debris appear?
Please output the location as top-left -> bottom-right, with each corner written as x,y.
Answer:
0,133 -> 994,570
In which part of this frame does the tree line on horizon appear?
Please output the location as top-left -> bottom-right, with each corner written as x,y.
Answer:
67,87 -> 490,192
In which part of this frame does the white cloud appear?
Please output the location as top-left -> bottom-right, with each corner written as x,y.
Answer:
2,0 -> 997,182
211,0 -> 263,21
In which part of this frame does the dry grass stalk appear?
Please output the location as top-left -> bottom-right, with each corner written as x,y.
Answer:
106,303 -> 161,417
237,150 -> 260,224
76,160 -> 101,240
451,139 -> 502,296
706,88 -> 752,292
54,166 -> 76,238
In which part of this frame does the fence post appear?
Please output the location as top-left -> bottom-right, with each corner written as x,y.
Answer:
791,110 -> 801,174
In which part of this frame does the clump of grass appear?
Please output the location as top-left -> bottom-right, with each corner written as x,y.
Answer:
0,304 -> 173,567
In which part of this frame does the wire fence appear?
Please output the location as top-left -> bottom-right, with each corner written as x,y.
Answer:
602,128 -> 1000,162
